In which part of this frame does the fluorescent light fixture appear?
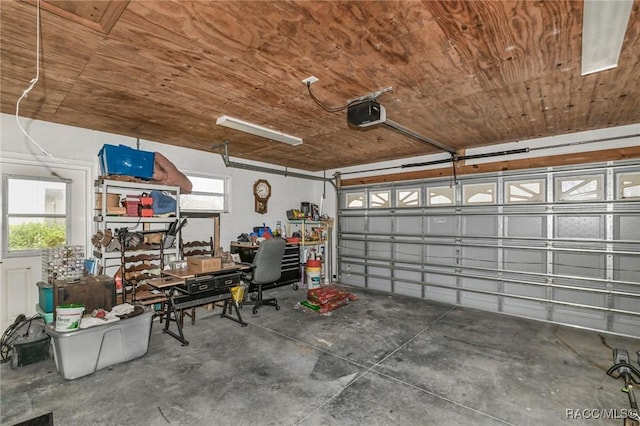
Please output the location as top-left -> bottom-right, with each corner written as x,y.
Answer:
216,115 -> 303,146
581,0 -> 633,75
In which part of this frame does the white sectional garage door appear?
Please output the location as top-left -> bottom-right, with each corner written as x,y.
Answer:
337,161 -> 640,337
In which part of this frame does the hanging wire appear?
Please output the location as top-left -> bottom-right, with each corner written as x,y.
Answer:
305,82 -> 364,113
14,0 -> 59,163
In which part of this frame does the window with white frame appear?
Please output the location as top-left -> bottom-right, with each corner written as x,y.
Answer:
618,172 -> 640,199
463,182 -> 496,204
396,188 -> 420,207
179,175 -> 229,213
345,192 -> 364,208
555,174 -> 604,202
3,175 -> 70,256
505,179 -> 545,203
369,190 -> 390,208
427,186 -> 455,206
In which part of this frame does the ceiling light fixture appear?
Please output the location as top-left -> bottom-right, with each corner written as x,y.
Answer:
581,0 -> 633,75
216,115 -> 303,146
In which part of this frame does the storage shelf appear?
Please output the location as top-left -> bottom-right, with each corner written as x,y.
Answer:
286,219 -> 332,285
287,219 -> 326,225
94,247 -> 179,260
95,178 -> 180,193
94,180 -> 181,309
94,215 -> 177,223
299,240 -> 327,246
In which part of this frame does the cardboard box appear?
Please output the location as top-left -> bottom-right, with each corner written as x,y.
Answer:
187,256 -> 222,273
107,206 -> 127,216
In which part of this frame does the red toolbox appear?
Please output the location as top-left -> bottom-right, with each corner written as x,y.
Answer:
139,195 -> 153,217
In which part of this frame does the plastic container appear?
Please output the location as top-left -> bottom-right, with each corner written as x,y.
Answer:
55,304 -> 85,332
98,144 -> 155,179
306,259 -> 321,268
45,307 -> 153,380
37,281 -> 53,313
36,304 -> 54,323
125,196 -> 141,217
306,266 -> 322,289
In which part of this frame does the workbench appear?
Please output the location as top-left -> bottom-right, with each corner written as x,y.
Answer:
148,264 -> 249,346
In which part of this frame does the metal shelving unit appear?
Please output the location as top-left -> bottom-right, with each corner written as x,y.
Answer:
287,219 -> 332,285
93,178 -> 181,304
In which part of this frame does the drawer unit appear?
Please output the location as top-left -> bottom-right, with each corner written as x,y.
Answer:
172,288 -> 233,310
179,271 -> 240,294
282,244 -> 300,269
280,243 -> 301,286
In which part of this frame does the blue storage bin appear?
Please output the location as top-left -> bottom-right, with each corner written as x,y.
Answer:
37,281 -> 53,313
98,144 -> 155,179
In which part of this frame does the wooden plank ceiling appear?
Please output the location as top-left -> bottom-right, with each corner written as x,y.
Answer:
2,0 -> 639,172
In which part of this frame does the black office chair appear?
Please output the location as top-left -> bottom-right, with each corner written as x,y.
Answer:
242,238 -> 286,314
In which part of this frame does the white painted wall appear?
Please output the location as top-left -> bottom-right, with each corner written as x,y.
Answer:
1,111 -> 637,330
0,113 -> 332,329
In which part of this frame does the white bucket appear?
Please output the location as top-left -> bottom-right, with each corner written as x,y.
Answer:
55,304 -> 85,332
306,266 -> 322,289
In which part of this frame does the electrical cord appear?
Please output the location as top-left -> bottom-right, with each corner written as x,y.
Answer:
607,362 -> 640,385
305,81 -> 364,113
607,349 -> 640,419
0,314 -> 44,364
14,0 -> 60,163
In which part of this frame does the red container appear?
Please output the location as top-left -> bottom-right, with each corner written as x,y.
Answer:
125,196 -> 140,217
139,195 -> 153,217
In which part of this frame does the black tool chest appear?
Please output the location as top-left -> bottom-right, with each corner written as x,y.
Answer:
230,241 -> 300,289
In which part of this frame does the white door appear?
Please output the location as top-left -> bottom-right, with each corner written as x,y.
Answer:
0,157 -> 91,330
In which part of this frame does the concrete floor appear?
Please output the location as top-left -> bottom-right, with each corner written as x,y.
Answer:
1,284 -> 638,426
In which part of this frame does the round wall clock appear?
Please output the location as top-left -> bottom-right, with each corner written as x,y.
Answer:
253,179 -> 271,214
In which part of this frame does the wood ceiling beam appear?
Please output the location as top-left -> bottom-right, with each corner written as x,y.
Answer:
23,0 -> 129,34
